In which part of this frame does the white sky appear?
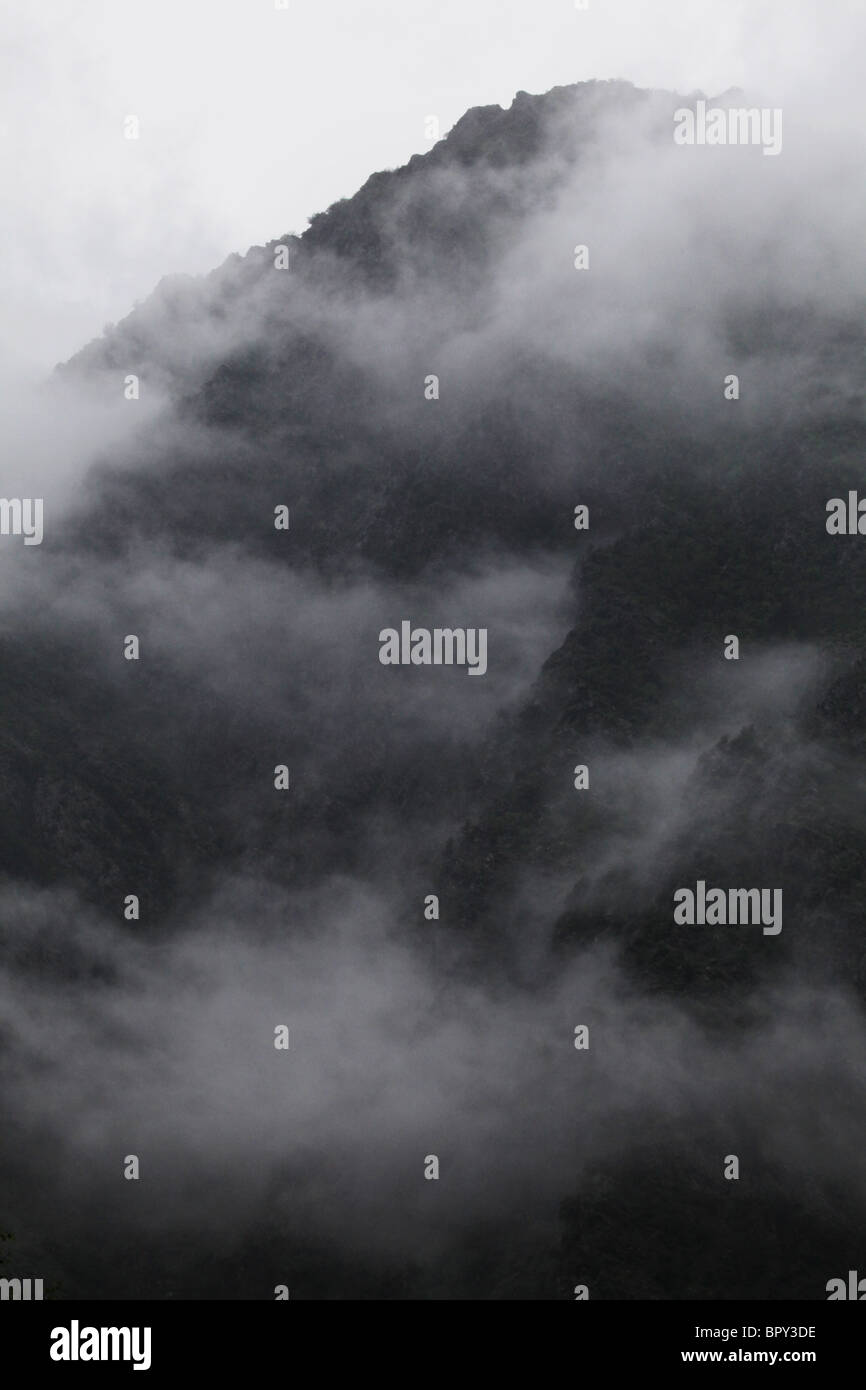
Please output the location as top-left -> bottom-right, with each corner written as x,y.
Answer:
0,0 -> 861,373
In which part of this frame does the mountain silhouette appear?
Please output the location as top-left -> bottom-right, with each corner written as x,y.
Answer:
2,79 -> 865,1299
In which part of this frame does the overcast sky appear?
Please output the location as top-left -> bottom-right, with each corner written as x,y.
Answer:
0,0 -> 861,374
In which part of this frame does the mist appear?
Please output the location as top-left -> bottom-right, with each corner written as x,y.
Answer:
2,3 -> 866,1302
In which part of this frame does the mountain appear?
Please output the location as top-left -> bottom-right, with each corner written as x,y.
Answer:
1,79 -> 865,1300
